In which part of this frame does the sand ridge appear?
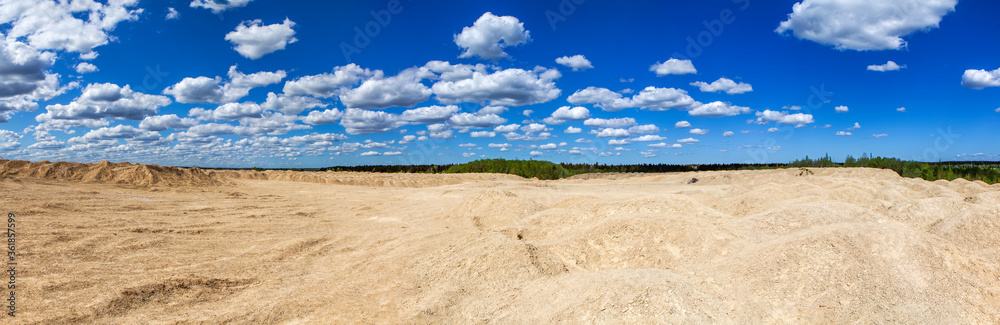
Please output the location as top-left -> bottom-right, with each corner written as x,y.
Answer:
4,164 -> 1000,323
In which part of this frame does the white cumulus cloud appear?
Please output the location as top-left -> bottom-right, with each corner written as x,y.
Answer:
454,12 -> 530,60
867,61 -> 905,71
690,77 -> 752,94
555,54 -> 593,71
431,67 -> 560,106
190,0 -> 253,13
650,58 -> 696,76
225,18 -> 297,59
75,62 -> 98,74
962,68 -> 1000,90
775,0 -> 957,51
688,101 -> 751,117
542,106 -> 590,125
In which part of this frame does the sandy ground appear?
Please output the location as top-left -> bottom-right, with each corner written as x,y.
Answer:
3,161 -> 1000,324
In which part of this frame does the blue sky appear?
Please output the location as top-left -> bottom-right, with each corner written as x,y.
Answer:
0,0 -> 997,167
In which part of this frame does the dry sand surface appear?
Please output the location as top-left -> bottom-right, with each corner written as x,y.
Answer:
3,159 -> 1000,324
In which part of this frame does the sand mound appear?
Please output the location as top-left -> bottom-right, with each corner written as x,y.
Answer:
0,159 -> 226,187
482,269 -> 728,323
448,189 -> 545,228
721,223 -> 1000,323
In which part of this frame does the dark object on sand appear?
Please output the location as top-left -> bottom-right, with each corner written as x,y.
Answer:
685,178 -> 699,184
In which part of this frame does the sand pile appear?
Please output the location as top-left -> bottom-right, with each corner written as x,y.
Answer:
9,167 -> 1000,323
0,159 -> 226,187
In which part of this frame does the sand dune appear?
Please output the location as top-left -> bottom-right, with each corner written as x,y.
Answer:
4,162 -> 999,323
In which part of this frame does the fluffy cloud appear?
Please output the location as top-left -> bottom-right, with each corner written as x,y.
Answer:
69,125 -> 161,144
897,107 -> 907,112
542,106 -> 590,124
340,69 -> 432,109
723,131 -> 735,137
302,109 -> 344,125
555,55 -> 593,71
477,105 -> 508,115
649,143 -> 682,148
166,7 -> 180,20
650,58 -> 696,76
232,112 -> 309,136
400,105 -> 459,124
961,68 -> 1000,90
448,113 -> 507,128
835,131 -> 852,136
519,123 -> 550,133
676,138 -> 699,144
595,128 -> 630,138
37,83 -> 171,121
0,98 -> 38,122
568,86 -> 695,111
566,87 -> 621,108
689,128 -> 708,135
190,0 -> 254,13
493,124 -> 518,133
835,105 -> 849,113
422,61 -> 486,81
225,18 -> 297,59
628,124 -> 660,135
848,122 -> 861,130
0,38 -> 55,98
584,117 -> 636,128
775,0 -> 957,51
754,110 -> 815,126
283,64 -> 372,98
690,77 -> 753,94
139,114 -> 199,131
427,123 -> 454,139
163,66 -> 286,103
454,12 -> 530,60
631,134 -> 666,142
193,102 -> 264,121
688,101 -> 751,117
75,62 -> 98,74
675,121 -> 691,128
470,131 -> 495,137
867,61 -> 905,71
564,126 -> 582,134
1,0 -> 142,53
873,133 -> 888,138
431,67 -> 561,106
626,87 -> 697,111
260,92 -> 327,115
339,109 -> 403,135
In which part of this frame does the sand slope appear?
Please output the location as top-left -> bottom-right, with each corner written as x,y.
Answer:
4,164 -> 1000,323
